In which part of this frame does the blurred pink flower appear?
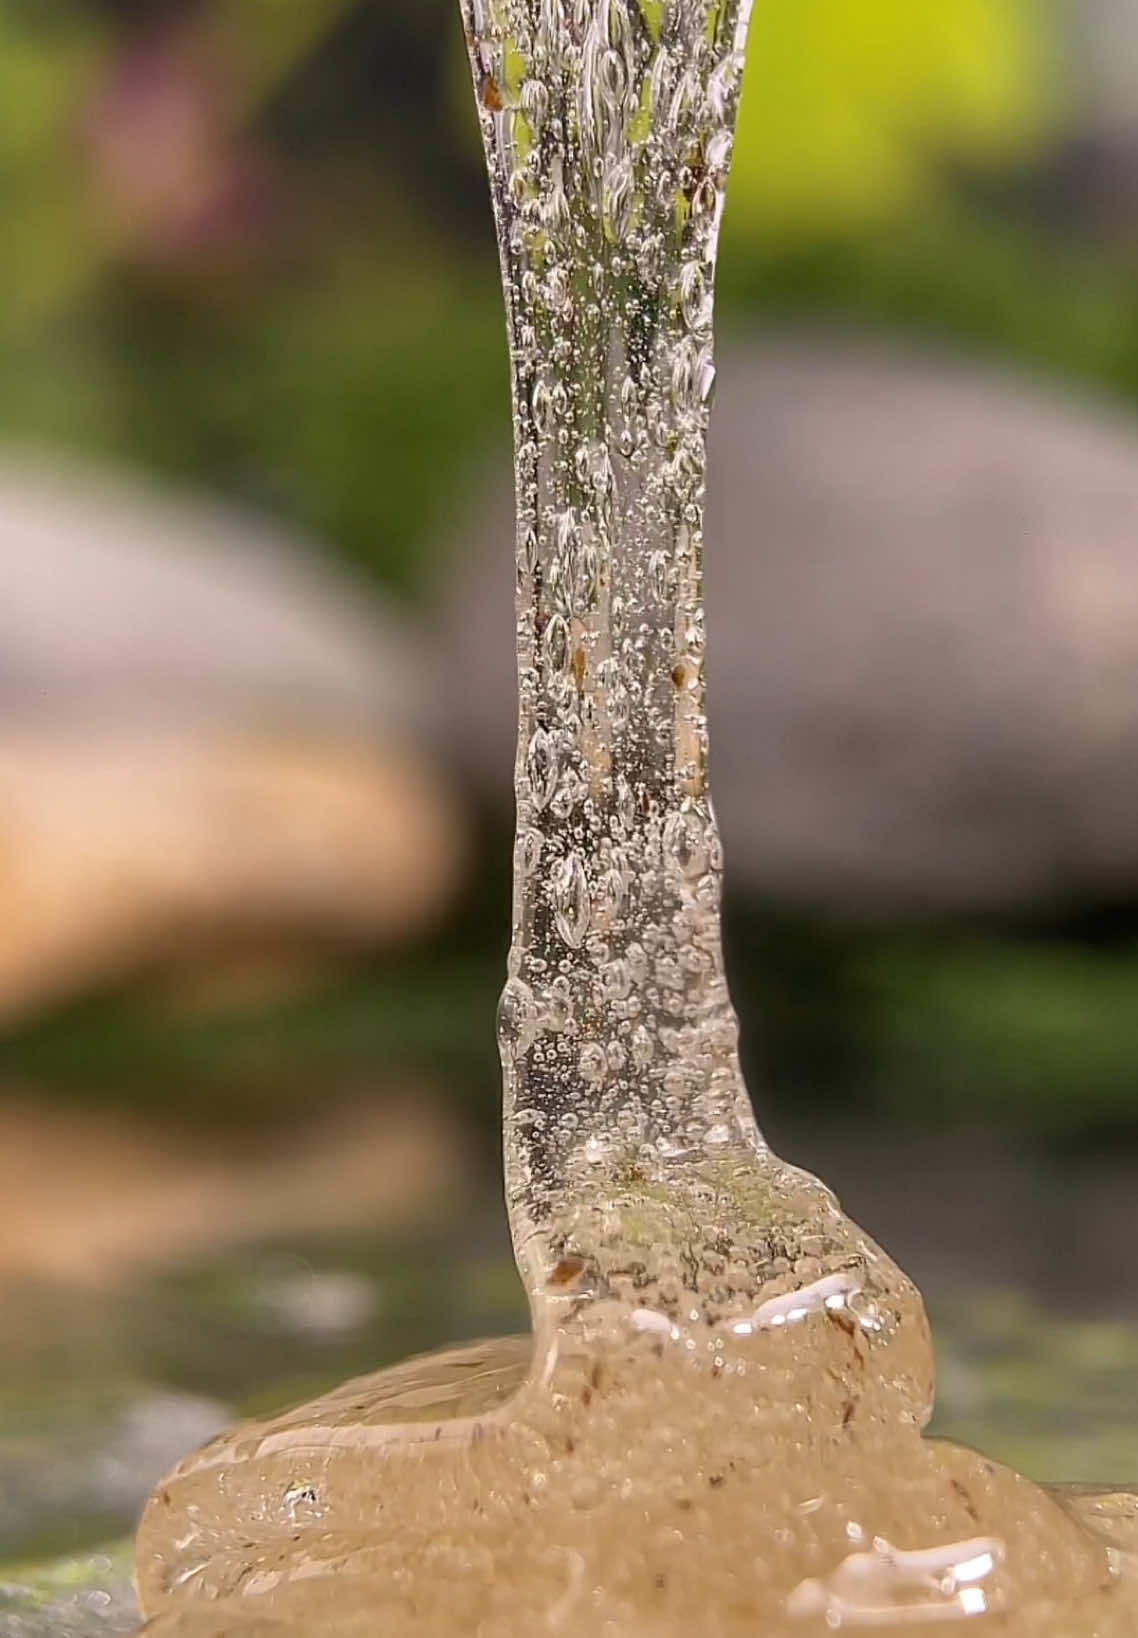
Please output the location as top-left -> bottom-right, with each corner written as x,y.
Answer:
84,31 -> 273,261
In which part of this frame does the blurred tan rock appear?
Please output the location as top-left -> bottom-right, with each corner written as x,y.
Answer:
438,331 -> 1138,914
0,1093 -> 464,1283
0,724 -> 464,1018
0,455 -> 465,1014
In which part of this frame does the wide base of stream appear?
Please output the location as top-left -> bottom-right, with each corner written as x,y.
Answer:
130,1166 -> 1138,1637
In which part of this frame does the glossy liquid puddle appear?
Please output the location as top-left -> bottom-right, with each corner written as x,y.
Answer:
132,4 -> 1137,1633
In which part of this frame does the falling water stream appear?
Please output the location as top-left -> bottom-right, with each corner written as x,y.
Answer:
131,3 -> 1137,1633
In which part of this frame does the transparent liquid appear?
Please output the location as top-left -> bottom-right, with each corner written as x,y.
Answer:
130,4 -> 1137,1632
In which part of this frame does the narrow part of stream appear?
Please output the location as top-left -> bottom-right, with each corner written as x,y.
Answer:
130,4 -> 1138,1632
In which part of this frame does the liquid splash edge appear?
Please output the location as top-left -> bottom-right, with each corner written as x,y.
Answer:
131,3 -> 1137,1632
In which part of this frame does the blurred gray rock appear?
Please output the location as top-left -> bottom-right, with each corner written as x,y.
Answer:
0,1392 -> 227,1559
89,1395 -> 231,1520
1067,0 -> 1138,141
436,332 -> 1138,915
0,454 -> 431,735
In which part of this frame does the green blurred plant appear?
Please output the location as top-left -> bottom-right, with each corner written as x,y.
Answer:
0,0 -> 363,337
864,937 -> 1138,1133
733,0 -> 1058,240
0,7 -> 103,336
0,0 -> 507,594
0,0 -> 1083,602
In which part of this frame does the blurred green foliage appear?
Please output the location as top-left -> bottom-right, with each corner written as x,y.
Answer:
864,937 -> 1138,1133
736,0 -> 1056,239
0,0 -> 1075,596
728,912 -> 1138,1142
0,0 -> 1107,599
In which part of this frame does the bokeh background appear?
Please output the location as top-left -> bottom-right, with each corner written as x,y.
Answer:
2,1 -> 1138,1625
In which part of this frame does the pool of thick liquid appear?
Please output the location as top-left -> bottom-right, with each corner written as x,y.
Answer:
130,0 -> 1137,1629
130,1156 -> 1138,1636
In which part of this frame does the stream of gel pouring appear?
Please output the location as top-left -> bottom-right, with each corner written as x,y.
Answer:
130,3 -> 1138,1632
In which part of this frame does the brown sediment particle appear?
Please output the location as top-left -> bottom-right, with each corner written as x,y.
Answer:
681,156 -> 708,203
480,74 -> 503,110
827,1305 -> 868,1372
548,1254 -> 587,1289
951,1478 -> 980,1522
